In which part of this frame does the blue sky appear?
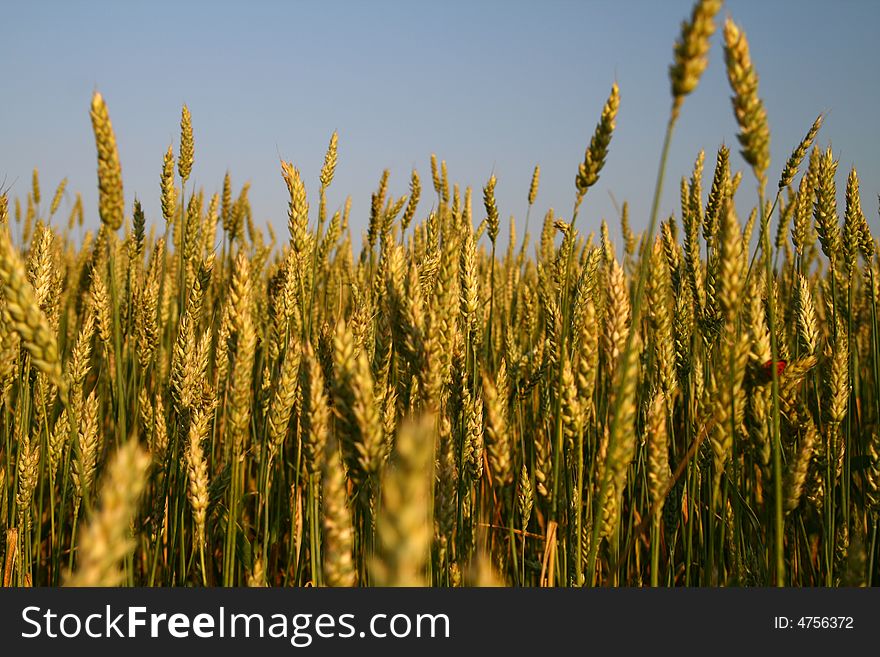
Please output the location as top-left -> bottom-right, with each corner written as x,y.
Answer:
2,0 -> 878,247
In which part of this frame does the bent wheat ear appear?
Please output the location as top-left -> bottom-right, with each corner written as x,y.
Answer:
320,131 -> 339,189
780,115 -> 822,189
401,169 -> 421,232
49,178 -> 67,217
723,18 -> 770,184
576,83 -> 620,197
0,229 -> 66,396
670,0 -> 722,118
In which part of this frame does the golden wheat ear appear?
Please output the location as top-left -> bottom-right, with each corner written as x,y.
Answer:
90,91 -> 124,231
65,441 -> 150,587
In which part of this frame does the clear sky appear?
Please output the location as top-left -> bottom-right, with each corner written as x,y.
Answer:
3,0 -> 878,247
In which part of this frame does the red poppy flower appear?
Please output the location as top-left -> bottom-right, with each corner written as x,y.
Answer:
759,359 -> 787,382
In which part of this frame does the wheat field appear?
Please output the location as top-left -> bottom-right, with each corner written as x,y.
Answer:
1,0 -> 878,587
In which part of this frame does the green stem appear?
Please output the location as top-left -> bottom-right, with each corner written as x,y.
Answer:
586,113 -> 677,585
108,243 -> 127,445
758,185 -> 785,586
